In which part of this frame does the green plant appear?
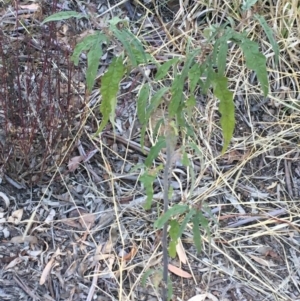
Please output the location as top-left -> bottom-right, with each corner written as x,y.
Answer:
42,9 -> 276,301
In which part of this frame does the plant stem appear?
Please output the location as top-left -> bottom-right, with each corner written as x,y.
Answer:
162,127 -> 174,301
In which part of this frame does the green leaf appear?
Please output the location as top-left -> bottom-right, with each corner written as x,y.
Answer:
169,219 -> 180,240
155,58 -> 179,80
140,170 -> 157,210
241,0 -> 259,11
181,151 -> 189,167
217,41 -> 228,74
141,269 -> 154,287
192,215 -> 202,253
185,95 -> 196,122
42,11 -> 85,24
154,204 -> 189,229
86,43 -> 103,93
71,33 -> 108,66
146,87 -> 169,121
169,74 -> 184,117
239,38 -> 269,96
167,277 -> 173,301
188,63 -> 203,93
145,136 -> 166,167
96,56 -> 125,134
212,73 -> 235,153
168,240 -> 177,258
254,14 -> 279,66
137,84 -> 150,125
168,219 -> 180,258
179,208 -> 196,238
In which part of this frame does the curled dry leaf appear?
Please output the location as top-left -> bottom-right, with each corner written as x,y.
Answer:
0,191 -> 10,208
78,212 -> 96,229
10,235 -> 38,244
187,293 -> 219,301
4,257 -> 23,270
168,264 -> 192,278
176,238 -> 187,264
40,256 -> 55,285
68,155 -> 84,172
249,254 -> 277,267
44,209 -> 56,224
8,209 -> 23,225
40,248 -> 62,285
122,245 -> 138,261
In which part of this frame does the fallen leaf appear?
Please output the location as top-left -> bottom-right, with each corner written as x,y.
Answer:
44,209 -> 56,224
19,4 -> 40,10
249,254 -> 277,267
4,257 -> 23,270
68,155 -> 84,172
176,238 -> 187,264
0,191 -> 10,208
10,235 -> 37,244
168,264 -> 192,278
122,246 -> 138,261
8,209 -> 23,224
40,256 -> 55,285
187,293 -> 219,301
78,213 -> 95,229
99,256 -> 115,279
40,248 -> 62,285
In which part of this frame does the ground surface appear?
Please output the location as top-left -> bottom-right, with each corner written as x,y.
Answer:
1,1 -> 300,301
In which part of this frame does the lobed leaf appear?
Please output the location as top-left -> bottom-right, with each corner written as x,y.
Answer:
169,74 -> 184,117
154,204 -> 189,229
239,38 -> 269,96
155,58 -> 179,80
145,136 -> 166,167
192,215 -> 202,253
140,171 -> 157,210
86,43 -> 103,93
254,14 -> 279,66
42,11 -> 85,24
96,56 -> 125,134
71,33 -> 108,66
212,73 -> 235,153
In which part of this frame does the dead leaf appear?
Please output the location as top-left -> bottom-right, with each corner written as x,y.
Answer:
68,155 -> 84,172
40,256 -> 55,285
78,213 -> 95,229
4,257 -> 23,270
40,248 -> 62,285
249,254 -> 277,267
0,191 -> 10,208
44,209 -> 56,224
222,149 -> 250,164
99,256 -> 115,279
187,293 -> 219,301
168,264 -> 192,278
19,4 -> 40,10
122,246 -> 138,261
8,209 -> 23,224
10,235 -> 37,244
176,238 -> 187,264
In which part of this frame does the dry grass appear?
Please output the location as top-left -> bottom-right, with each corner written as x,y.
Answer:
0,0 -> 300,301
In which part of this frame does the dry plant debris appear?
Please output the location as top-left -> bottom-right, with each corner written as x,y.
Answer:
0,0 -> 300,301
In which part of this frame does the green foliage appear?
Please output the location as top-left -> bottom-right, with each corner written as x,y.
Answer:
42,11 -> 85,23
140,165 -> 163,210
96,56 -> 125,134
254,14 -> 280,66
43,10 -> 276,300
71,32 -> 109,92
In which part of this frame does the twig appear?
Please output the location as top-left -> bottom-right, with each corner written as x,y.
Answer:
162,127 -> 175,301
227,208 -> 287,228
